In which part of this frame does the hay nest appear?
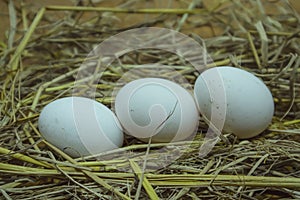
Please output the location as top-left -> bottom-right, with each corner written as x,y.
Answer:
0,0 -> 300,199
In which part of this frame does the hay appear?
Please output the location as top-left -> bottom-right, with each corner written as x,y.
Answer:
0,0 -> 300,199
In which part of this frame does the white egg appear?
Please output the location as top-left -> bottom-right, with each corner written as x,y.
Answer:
115,78 -> 199,143
194,66 -> 274,139
38,97 -> 123,157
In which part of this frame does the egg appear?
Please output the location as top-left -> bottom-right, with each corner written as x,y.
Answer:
194,66 -> 274,139
114,78 -> 199,143
38,97 -> 123,157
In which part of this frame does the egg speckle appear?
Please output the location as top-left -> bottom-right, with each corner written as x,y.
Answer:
38,97 -> 123,157
194,66 -> 274,139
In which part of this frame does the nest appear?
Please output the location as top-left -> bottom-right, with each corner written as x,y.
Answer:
0,0 -> 300,199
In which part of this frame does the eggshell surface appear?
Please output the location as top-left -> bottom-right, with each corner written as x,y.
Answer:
38,97 -> 123,157
194,66 -> 274,139
115,78 -> 199,143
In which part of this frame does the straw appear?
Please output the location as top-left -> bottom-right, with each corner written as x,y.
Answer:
0,0 -> 299,199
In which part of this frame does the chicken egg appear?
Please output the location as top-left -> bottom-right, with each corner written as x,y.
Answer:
194,66 -> 274,139
38,97 -> 123,157
115,78 -> 199,143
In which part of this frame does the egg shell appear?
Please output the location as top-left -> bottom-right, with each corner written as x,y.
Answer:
38,97 -> 123,157
194,66 -> 274,139
115,78 -> 199,143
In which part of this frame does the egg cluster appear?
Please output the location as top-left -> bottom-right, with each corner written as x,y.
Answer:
38,66 -> 274,158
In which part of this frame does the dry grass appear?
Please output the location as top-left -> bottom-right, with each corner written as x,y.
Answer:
0,0 -> 300,199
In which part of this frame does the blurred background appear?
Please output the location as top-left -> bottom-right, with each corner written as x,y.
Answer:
0,0 -> 300,42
